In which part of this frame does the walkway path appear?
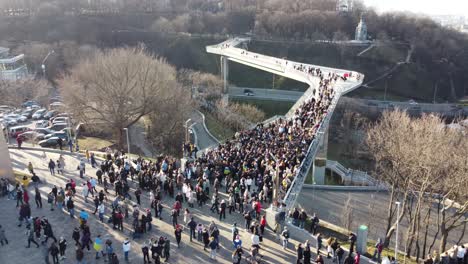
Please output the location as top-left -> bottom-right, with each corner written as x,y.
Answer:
2,148 -> 310,264
190,111 -> 219,150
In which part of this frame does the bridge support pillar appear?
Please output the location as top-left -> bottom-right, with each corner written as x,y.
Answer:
0,130 -> 14,182
312,127 -> 329,184
220,56 -> 229,95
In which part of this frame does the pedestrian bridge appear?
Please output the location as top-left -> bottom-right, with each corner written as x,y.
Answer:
206,38 -> 365,211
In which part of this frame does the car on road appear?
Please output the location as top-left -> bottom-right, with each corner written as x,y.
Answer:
408,99 -> 418,105
44,131 -> 68,141
243,89 -> 254,96
18,131 -> 45,142
32,109 -> 47,119
38,137 -> 61,148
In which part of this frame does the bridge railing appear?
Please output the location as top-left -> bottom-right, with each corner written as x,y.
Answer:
282,78 -> 365,213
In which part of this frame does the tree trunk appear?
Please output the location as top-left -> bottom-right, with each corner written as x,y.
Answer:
422,207 -> 431,257
383,187 -> 397,247
384,189 -> 408,247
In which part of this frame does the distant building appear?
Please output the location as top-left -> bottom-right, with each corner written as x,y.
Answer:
336,0 -> 353,12
0,47 -> 28,81
355,15 -> 368,42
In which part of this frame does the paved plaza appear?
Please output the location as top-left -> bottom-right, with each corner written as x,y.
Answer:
1,148 -> 311,264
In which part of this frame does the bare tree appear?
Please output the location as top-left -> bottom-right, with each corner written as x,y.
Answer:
58,46 -> 180,148
0,77 -> 50,107
366,110 -> 468,254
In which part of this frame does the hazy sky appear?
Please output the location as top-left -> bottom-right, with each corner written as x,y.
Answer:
363,0 -> 468,17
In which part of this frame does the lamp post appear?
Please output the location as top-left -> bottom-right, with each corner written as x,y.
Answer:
123,128 -> 130,156
384,74 -> 392,102
41,50 -> 54,78
184,119 -> 192,144
395,201 -> 401,262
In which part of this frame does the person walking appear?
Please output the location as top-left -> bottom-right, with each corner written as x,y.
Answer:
296,243 -> 304,264
141,241 -> 150,264
47,192 -> 55,211
59,237 -> 67,260
187,217 -> 197,242
373,238 -> 383,262
48,159 -> 56,176
336,245 -> 345,264
42,221 -> 58,244
35,187 -> 43,208
98,202 -> 105,223
219,199 -> 226,221
281,226 -> 290,250
49,242 -> 60,264
75,246 -> 85,264
0,225 -> 8,246
304,244 -> 312,264
94,235 -> 105,259
209,237 -> 218,260
105,240 -> 114,262
25,225 -> 39,248
123,238 -> 131,262
43,243 -> 51,264
174,225 -> 182,248
66,198 -> 75,218
164,237 -> 171,262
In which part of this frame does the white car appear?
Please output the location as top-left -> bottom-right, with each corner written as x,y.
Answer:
4,114 -> 27,122
32,109 -> 47,119
2,118 -> 18,126
35,120 -> 49,128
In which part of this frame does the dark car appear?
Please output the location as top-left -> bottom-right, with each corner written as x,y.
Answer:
243,89 -> 254,96
38,137 -> 60,148
33,128 -> 55,135
47,122 -> 69,131
43,110 -> 58,120
44,131 -> 69,141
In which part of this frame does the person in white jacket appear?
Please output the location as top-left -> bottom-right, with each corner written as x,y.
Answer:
123,239 -> 131,261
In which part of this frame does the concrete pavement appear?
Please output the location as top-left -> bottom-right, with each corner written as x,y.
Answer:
3,148 -> 305,264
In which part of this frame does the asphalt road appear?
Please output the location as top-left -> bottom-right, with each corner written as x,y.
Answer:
228,87 -> 303,102
297,189 -> 467,249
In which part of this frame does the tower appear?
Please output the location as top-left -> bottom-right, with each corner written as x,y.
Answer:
336,0 -> 353,12
355,15 -> 368,41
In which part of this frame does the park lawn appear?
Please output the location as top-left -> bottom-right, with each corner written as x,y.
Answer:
77,136 -> 114,151
231,98 -> 294,118
203,111 -> 236,142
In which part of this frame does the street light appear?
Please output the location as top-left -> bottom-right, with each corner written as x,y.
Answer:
123,128 -> 130,156
395,201 -> 401,262
384,75 -> 392,102
41,50 -> 55,78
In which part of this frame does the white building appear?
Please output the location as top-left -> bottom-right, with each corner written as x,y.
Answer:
336,0 -> 353,12
355,15 -> 368,41
0,47 -> 28,81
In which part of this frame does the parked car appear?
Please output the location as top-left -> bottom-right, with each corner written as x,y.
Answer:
38,137 -> 60,148
44,131 -> 68,141
9,125 -> 30,138
32,109 -> 47,119
5,114 -> 27,123
1,118 -> 17,127
52,116 -> 70,124
49,102 -> 64,110
35,120 -> 49,128
33,128 -> 55,135
55,113 -> 70,118
43,110 -> 58,120
243,89 -> 254,96
30,105 -> 41,110
21,109 -> 34,119
47,122 -> 69,131
18,131 -> 45,142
